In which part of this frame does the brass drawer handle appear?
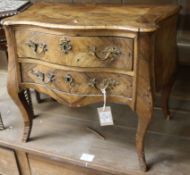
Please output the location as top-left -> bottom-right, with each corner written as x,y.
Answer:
31,70 -> 55,84
26,40 -> 48,55
45,73 -> 55,84
89,46 -> 121,63
60,38 -> 72,54
88,78 -> 119,91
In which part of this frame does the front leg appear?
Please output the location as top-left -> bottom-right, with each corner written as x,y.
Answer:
19,89 -> 34,142
6,55 -> 33,142
5,26 -> 34,142
135,85 -> 153,171
136,105 -> 153,171
8,86 -> 33,142
13,89 -> 33,142
7,65 -> 33,141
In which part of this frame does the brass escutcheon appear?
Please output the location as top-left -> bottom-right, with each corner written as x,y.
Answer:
60,38 -> 72,54
64,74 -> 75,87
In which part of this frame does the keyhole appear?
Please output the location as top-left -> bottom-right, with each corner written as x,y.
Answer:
64,74 -> 73,84
66,77 -> 71,82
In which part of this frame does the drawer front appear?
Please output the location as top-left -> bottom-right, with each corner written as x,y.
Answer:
16,30 -> 134,70
20,63 -> 133,98
0,147 -> 20,175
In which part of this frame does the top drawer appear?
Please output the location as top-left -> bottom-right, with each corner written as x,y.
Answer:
15,30 -> 134,70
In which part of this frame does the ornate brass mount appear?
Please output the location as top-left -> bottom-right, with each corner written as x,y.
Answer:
89,46 -> 121,63
64,74 -> 75,87
88,78 -> 119,91
26,40 -> 48,55
31,70 -> 55,84
60,38 -> 72,54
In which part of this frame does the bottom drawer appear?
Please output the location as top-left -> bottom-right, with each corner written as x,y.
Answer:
0,147 -> 20,175
20,62 -> 133,99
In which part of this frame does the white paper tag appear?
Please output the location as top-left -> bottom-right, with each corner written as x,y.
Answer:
97,106 -> 114,126
80,153 -> 95,162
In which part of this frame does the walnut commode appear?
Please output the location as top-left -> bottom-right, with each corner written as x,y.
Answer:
2,3 -> 180,171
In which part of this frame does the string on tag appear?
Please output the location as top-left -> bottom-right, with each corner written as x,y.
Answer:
101,88 -> 107,111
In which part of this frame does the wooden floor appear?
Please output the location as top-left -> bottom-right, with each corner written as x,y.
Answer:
0,54 -> 190,175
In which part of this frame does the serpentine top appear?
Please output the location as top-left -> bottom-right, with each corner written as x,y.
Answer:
2,2 -> 180,32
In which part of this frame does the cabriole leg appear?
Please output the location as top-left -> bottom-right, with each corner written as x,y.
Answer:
136,111 -> 152,172
135,85 -> 153,171
5,26 -> 34,142
8,87 -> 33,142
19,89 -> 34,142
